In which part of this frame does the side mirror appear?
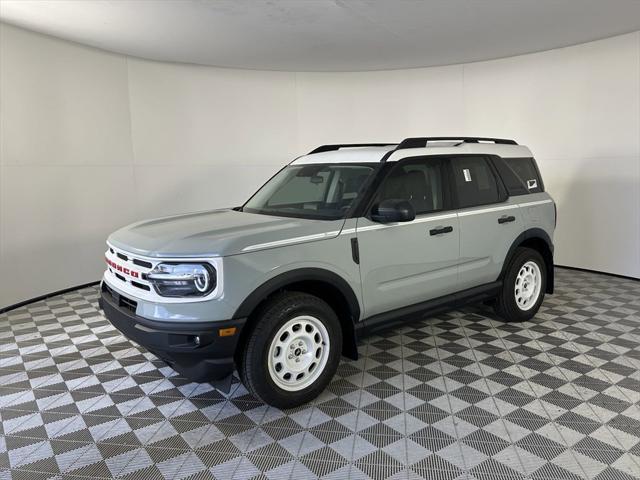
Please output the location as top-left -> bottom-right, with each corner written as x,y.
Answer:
371,199 -> 415,223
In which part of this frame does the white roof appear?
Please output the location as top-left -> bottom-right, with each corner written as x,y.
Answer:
293,146 -> 395,165
293,142 -> 533,165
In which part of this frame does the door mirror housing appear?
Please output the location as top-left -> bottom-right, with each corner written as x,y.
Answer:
371,199 -> 416,223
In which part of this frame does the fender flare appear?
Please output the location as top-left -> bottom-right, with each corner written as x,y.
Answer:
500,228 -> 555,294
232,267 -> 361,322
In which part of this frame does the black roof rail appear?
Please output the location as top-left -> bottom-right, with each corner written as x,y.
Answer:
309,143 -> 396,154
396,137 -> 518,150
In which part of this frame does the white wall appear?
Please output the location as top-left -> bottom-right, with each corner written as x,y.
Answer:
294,33 -> 640,280
0,24 -> 137,307
1,23 -> 638,307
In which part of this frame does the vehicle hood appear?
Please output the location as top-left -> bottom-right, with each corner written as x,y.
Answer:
107,209 -> 346,258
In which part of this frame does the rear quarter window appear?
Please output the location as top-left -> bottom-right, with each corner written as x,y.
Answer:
494,157 -> 544,195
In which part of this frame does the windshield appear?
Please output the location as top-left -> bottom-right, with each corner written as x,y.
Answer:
243,163 -> 376,220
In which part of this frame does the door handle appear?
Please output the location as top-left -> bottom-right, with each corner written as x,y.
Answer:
429,226 -> 453,236
498,215 -> 516,224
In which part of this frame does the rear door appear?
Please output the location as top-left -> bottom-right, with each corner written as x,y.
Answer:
356,157 -> 460,318
451,155 -> 524,290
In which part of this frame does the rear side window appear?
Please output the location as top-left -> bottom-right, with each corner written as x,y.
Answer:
450,156 -> 502,208
500,157 -> 544,194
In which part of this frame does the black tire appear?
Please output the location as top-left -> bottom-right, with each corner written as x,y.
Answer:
238,291 -> 342,408
494,247 -> 546,322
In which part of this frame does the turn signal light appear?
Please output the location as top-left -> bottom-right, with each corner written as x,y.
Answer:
219,327 -> 237,337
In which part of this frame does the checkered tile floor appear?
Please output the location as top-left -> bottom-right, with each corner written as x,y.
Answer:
1,268 -> 639,480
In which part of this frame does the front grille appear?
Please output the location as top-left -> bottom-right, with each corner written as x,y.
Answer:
119,295 -> 137,312
103,282 -> 138,313
105,246 -> 157,294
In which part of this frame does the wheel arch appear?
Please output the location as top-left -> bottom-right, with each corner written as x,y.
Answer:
500,228 -> 555,294
233,268 -> 361,361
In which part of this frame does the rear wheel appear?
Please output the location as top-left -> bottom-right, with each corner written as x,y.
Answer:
494,247 -> 546,322
239,292 -> 342,408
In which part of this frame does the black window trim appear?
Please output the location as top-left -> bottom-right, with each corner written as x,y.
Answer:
489,155 -> 528,196
485,155 -> 510,203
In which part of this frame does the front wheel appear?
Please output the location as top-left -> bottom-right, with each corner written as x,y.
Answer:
494,247 -> 546,322
238,292 -> 342,408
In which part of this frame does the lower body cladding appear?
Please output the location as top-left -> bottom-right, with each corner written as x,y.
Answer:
99,282 -> 245,384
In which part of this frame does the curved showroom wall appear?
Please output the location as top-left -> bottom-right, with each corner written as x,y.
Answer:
1,23 -> 639,307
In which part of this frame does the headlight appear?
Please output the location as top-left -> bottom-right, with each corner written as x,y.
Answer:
147,263 -> 216,297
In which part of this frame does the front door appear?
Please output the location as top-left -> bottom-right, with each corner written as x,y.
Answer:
356,157 -> 460,318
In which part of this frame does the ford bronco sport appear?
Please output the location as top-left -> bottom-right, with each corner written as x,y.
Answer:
99,137 -> 556,408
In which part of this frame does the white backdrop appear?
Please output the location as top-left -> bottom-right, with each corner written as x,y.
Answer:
1,23 -> 638,307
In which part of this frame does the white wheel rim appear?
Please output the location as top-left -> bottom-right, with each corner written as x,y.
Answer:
515,260 -> 542,311
267,315 -> 330,392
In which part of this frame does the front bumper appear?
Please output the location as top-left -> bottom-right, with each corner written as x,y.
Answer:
99,282 -> 245,382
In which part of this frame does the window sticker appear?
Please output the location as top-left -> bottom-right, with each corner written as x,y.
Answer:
527,179 -> 538,189
463,168 -> 472,182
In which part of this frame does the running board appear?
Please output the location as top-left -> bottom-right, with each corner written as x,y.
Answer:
355,281 -> 502,338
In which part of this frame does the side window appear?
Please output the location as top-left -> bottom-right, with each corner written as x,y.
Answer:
377,158 -> 445,215
503,157 -> 544,193
450,156 -> 502,208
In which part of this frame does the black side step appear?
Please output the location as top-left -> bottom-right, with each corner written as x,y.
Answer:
355,281 -> 502,338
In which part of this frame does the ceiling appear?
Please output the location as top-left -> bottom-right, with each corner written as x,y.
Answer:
2,0 -> 640,71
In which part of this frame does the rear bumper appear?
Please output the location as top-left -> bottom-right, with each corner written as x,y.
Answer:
99,283 -> 245,382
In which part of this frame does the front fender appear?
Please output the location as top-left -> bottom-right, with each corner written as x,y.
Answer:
232,266 -> 361,321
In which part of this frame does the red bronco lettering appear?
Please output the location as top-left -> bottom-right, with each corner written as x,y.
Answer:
105,257 -> 140,278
